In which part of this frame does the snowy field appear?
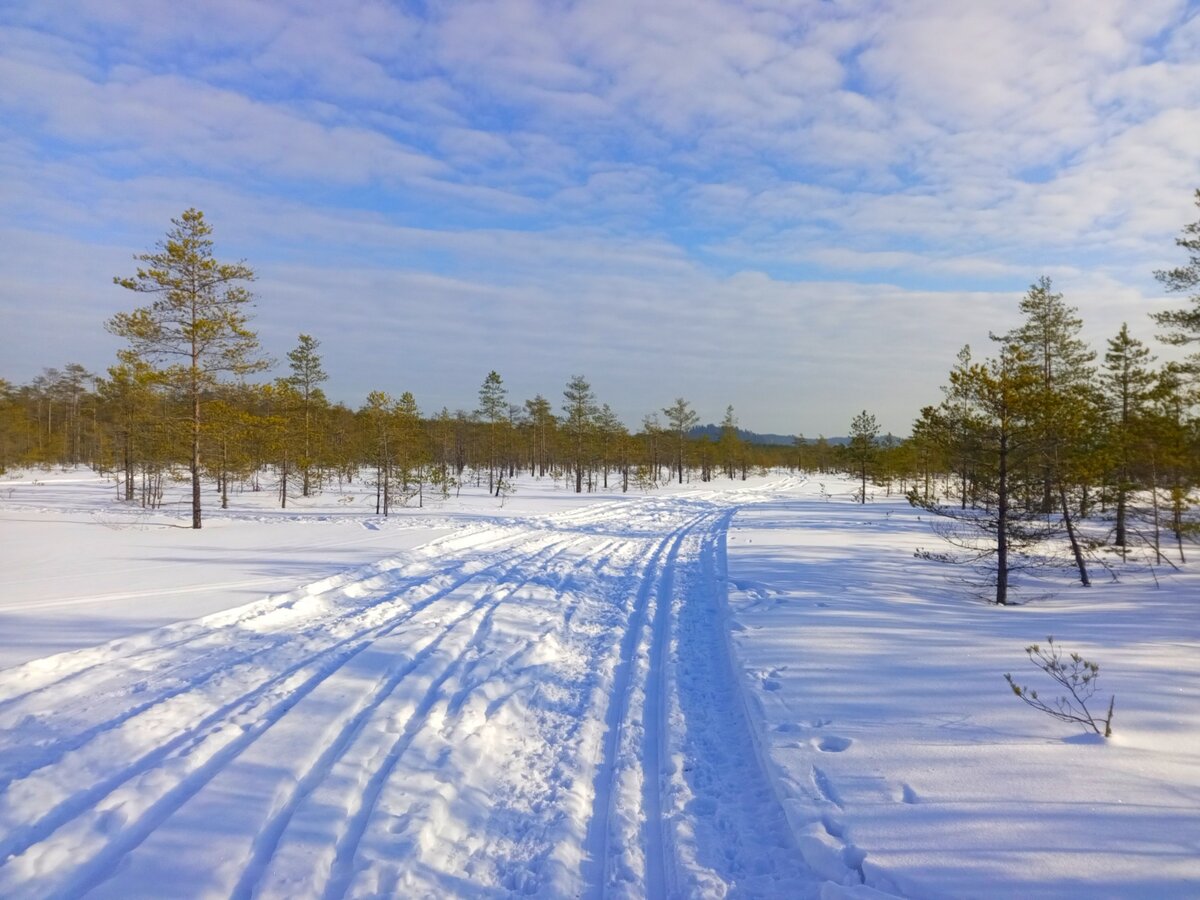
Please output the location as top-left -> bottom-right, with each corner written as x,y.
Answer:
0,470 -> 1197,898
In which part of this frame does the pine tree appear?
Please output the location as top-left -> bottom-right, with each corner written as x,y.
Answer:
1145,365 -> 1197,562
909,344 -> 1045,605
96,361 -> 161,501
718,405 -> 744,480
108,209 -> 265,528
662,398 -> 698,484
595,403 -> 623,490
477,371 -> 507,495
523,394 -> 555,477
996,277 -> 1096,585
848,409 -> 879,503
362,391 -> 394,515
562,375 -> 597,493
1100,324 -> 1156,554
393,391 -> 426,507
1153,188 -> 1200,369
284,333 -> 329,497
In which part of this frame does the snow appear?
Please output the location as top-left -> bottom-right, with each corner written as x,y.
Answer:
725,488 -> 1200,898
0,470 -> 1197,897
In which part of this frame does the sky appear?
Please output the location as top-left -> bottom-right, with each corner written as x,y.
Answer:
2,0 -> 1199,436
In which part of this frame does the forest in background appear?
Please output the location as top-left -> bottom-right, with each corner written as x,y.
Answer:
2,192 -> 1198,604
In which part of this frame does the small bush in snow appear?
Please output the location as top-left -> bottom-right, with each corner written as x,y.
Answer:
1005,636 -> 1115,737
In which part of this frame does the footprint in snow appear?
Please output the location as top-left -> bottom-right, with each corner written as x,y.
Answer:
901,783 -> 920,804
816,735 -> 853,753
757,666 -> 788,691
812,765 -> 842,808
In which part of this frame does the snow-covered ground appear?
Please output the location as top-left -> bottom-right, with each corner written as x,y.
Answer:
0,470 -> 1197,898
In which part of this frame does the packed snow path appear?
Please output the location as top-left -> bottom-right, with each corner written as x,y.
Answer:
0,484 -> 820,898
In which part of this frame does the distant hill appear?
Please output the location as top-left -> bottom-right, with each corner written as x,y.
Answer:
688,425 -> 848,446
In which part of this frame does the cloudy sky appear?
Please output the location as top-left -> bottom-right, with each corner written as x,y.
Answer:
2,1 -> 1198,435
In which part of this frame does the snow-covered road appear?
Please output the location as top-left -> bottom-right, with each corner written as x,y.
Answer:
0,483 -> 819,898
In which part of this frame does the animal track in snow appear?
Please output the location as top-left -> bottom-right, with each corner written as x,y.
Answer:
755,666 -> 787,692
811,765 -> 842,808
816,735 -> 852,753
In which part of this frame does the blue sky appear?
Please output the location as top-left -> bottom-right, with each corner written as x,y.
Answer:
2,0 -> 1199,435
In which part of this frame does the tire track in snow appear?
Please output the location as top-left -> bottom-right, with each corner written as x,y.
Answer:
0,531 -> 587,895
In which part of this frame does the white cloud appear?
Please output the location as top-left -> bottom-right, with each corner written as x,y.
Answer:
1,0 -> 1198,434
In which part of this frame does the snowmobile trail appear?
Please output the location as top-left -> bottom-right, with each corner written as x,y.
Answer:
0,488 -> 820,898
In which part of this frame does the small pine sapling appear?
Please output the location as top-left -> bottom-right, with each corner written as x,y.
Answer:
495,476 -> 516,507
1004,636 -> 1115,737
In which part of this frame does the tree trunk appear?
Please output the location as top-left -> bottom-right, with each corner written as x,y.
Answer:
221,440 -> 229,510
123,431 -> 134,501
1114,474 -> 1127,557
191,386 -> 202,529
996,431 -> 1009,606
280,452 -> 288,509
302,403 -> 311,497
1173,481 -> 1187,563
1058,481 -> 1090,586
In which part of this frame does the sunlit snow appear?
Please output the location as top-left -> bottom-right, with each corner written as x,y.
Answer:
0,471 -> 1196,897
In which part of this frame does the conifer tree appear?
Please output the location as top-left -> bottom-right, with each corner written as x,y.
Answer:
848,409 -> 879,503
477,371 -> 507,495
1153,188 -> 1200,369
996,277 -> 1096,585
718,405 -> 744,479
108,209 -> 265,528
523,394 -> 555,477
563,375 -> 597,493
642,413 -> 666,483
393,391 -> 426,506
595,403 -> 623,489
284,333 -> 328,497
663,397 -> 698,484
96,361 -> 161,501
1145,365 -> 1197,562
362,391 -> 394,515
909,344 -> 1044,605
1101,324 -> 1156,554
996,277 -> 1095,510
204,384 -> 257,510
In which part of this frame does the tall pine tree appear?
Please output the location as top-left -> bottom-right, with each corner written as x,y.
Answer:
109,209 -> 265,529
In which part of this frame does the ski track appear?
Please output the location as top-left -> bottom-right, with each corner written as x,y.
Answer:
0,533 -> 582,893
0,483 -> 821,898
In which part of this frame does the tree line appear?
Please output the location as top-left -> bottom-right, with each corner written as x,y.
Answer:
0,210 -> 857,524
0,348 -> 850,520
2,198 -> 1196,559
900,191 -> 1200,603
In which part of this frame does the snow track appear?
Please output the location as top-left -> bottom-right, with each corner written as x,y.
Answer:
0,488 -> 820,898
